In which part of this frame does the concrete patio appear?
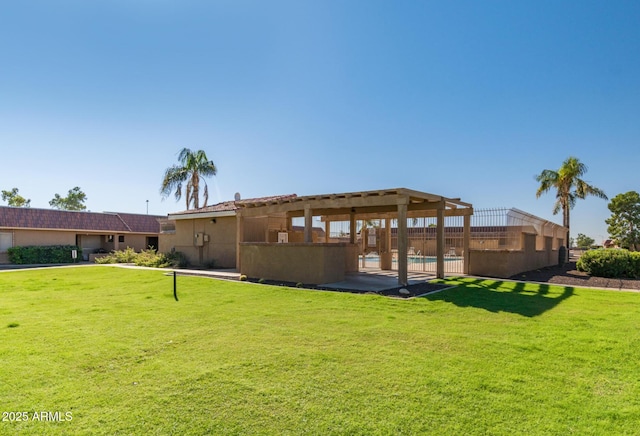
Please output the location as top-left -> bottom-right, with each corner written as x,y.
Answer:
321,268 -> 437,292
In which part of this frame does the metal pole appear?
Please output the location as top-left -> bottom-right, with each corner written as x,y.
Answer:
173,271 -> 178,301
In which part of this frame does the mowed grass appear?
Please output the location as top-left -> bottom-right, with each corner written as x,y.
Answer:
1,267 -> 640,435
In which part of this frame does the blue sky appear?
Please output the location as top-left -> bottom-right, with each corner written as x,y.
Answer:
1,1 -> 638,243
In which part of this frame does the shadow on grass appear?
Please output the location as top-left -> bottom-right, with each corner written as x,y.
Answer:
425,278 -> 574,317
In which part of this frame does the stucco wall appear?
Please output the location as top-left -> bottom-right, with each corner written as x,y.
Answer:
468,234 -> 561,278
468,250 -> 526,278
240,243 -> 357,284
118,235 -> 151,252
158,231 -> 178,255
159,216 -> 239,268
13,229 -> 77,247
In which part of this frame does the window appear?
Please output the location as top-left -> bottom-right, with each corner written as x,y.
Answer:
118,235 -> 125,243
0,232 -> 13,252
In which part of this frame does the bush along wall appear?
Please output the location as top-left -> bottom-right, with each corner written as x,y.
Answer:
577,249 -> 640,279
7,245 -> 83,265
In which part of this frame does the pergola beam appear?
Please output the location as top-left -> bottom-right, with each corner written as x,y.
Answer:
316,207 -> 472,222
237,188 -> 472,219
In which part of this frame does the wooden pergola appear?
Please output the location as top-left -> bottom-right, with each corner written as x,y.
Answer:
236,188 -> 473,285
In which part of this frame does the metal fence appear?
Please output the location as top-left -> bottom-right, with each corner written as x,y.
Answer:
385,216 -> 465,274
321,208 -> 566,275
470,208 -> 566,251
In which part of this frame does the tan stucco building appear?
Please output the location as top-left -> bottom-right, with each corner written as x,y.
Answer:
0,206 -> 162,263
161,189 -> 568,284
161,188 -> 474,285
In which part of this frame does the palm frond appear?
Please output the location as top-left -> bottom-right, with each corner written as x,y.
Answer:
535,170 -> 558,198
575,179 -> 608,200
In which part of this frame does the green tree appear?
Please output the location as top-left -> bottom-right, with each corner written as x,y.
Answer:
605,191 -> 640,251
575,233 -> 595,249
535,156 -> 608,249
160,148 -> 217,210
1,188 -> 31,207
49,187 -> 87,211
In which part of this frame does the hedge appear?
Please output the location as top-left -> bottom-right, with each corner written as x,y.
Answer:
7,245 -> 83,265
576,249 -> 640,279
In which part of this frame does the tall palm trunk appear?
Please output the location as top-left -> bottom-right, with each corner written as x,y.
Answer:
563,206 -> 570,246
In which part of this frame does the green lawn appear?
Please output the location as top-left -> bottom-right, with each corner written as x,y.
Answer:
1,266 -> 640,435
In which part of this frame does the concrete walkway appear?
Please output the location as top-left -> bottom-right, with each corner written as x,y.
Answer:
0,262 -> 442,292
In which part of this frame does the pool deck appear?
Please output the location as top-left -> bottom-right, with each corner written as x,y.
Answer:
321,267 -> 437,292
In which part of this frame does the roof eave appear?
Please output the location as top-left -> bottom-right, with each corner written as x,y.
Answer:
169,210 -> 237,220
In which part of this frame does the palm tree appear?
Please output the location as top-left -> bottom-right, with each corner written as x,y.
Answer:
535,156 -> 608,248
160,148 -> 217,210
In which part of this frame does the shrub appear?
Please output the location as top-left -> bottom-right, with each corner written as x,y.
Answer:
94,255 -> 115,264
134,248 -> 172,268
94,248 -> 188,269
577,249 -> 640,278
203,259 -> 216,269
166,251 -> 189,268
239,275 -> 247,281
8,245 -> 82,264
94,247 -> 137,264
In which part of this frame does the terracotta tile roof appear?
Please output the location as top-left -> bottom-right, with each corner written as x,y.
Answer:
115,213 -> 163,233
0,206 -> 162,234
169,194 -> 297,216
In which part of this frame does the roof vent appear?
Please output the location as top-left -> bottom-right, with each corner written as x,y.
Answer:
234,192 -> 241,201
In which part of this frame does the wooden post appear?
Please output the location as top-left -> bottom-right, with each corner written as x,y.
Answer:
325,218 -> 331,243
436,202 -> 445,279
398,201 -> 408,286
463,213 -> 471,275
380,217 -> 392,270
236,211 -> 243,272
349,211 -> 356,245
304,205 -> 313,243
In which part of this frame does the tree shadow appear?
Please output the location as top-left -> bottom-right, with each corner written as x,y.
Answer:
425,278 -> 574,317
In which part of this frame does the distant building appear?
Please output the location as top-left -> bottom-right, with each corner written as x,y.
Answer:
0,206 -> 162,263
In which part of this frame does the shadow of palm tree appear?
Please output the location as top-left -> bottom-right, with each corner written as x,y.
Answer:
425,278 -> 574,317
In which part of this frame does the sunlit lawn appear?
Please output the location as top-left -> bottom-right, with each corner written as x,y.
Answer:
1,266 -> 640,435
